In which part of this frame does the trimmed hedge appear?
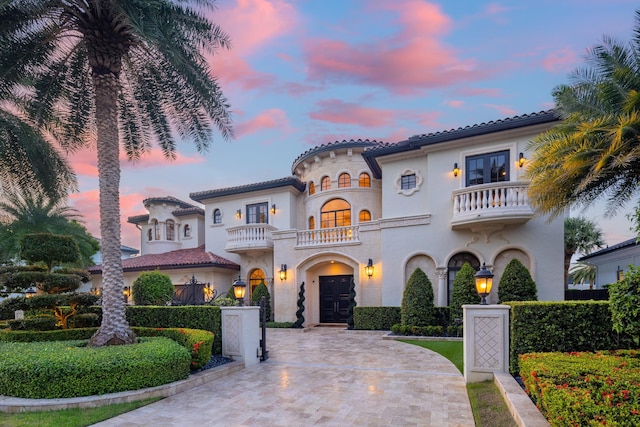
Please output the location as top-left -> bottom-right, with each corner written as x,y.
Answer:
391,324 -> 445,336
354,306 -> 401,330
0,337 -> 190,398
507,301 -> 630,374
519,350 -> 640,426
266,321 -> 294,328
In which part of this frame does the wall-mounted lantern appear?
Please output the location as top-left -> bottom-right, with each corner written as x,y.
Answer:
271,204 -> 277,214
233,276 -> 246,306
518,152 -> 526,168
123,286 -> 132,303
236,209 -> 242,219
474,263 -> 494,305
279,264 -> 287,281
453,162 -> 460,177
365,258 -> 374,278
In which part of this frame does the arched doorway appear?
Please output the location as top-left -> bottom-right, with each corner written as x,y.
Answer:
249,268 -> 266,300
447,252 -> 480,305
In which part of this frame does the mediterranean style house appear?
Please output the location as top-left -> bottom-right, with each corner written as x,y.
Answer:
578,237 -> 639,288
89,110 -> 565,324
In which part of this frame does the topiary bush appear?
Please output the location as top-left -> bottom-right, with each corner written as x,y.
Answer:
0,337 -> 190,398
609,265 -> 640,345
132,271 -> 174,306
251,280 -> 271,321
498,258 -> 537,302
293,282 -> 305,328
347,277 -> 356,330
401,268 -> 434,327
450,263 -> 480,321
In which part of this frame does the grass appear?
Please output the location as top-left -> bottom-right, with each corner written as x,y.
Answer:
0,397 -> 162,427
401,339 -> 516,427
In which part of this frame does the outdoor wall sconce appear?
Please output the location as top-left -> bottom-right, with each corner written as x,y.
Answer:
25,286 -> 37,298
279,264 -> 287,281
123,286 -> 132,302
271,204 -> 277,214
203,282 -> 215,300
365,258 -> 374,278
90,286 -> 102,296
236,209 -> 242,219
233,276 -> 246,306
617,266 -> 624,281
453,163 -> 460,177
474,263 -> 494,305
518,152 -> 526,167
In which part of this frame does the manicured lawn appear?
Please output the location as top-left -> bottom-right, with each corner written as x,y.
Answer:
400,339 -> 463,373
0,398 -> 161,427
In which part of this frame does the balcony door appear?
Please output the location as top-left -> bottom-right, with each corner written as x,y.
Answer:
319,275 -> 351,323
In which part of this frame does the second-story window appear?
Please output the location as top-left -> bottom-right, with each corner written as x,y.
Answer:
247,202 -> 268,224
213,208 -> 222,224
321,199 -> 351,228
400,174 -> 416,190
359,172 -> 371,187
308,181 -> 315,196
184,224 -> 191,238
359,210 -> 371,222
166,220 -> 175,241
338,173 -> 351,188
147,228 -> 153,241
153,219 -> 160,240
466,150 -> 509,186
321,176 -> 331,191
309,216 -> 315,230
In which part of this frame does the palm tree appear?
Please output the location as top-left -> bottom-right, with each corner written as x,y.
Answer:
527,10 -> 640,219
0,1 -> 233,346
0,110 -> 76,201
564,217 -> 604,290
569,262 -> 597,289
0,187 -> 99,267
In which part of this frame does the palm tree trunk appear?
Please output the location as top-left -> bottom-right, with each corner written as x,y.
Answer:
89,73 -> 135,346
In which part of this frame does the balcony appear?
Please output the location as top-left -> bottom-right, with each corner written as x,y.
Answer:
451,181 -> 534,230
225,224 -> 276,253
296,225 -> 360,248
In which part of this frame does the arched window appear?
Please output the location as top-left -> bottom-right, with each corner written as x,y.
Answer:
338,173 -> 351,188
308,181 -> 315,196
166,220 -> 175,241
213,208 -> 222,224
309,216 -> 315,230
249,269 -> 266,300
359,210 -> 371,222
321,176 -> 331,191
359,172 -> 371,187
447,253 -> 480,306
184,224 -> 191,238
321,199 -> 351,228
153,219 -> 160,240
147,228 -> 153,241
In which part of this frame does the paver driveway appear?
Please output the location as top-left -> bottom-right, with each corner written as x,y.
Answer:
92,328 -> 474,426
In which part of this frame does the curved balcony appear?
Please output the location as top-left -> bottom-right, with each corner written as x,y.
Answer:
225,224 -> 276,253
451,181 -> 533,230
296,225 -> 360,248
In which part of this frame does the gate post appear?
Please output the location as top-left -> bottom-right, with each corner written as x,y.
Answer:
221,306 -> 260,367
462,304 -> 510,383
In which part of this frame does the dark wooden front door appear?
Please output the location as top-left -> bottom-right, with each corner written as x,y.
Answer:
319,275 -> 351,323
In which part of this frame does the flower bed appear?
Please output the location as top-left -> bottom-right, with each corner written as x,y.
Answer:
519,349 -> 640,426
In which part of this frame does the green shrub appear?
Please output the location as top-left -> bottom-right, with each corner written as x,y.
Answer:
354,306 -> 401,330
391,324 -> 444,336
450,263 -> 479,320
266,321 -> 294,328
498,259 -> 537,302
132,271 -> 174,305
347,277 -> 356,330
19,233 -> 80,272
69,312 -> 100,328
208,296 -> 238,306
519,350 -> 640,426
251,280 -> 271,321
609,265 -> 640,345
133,327 -> 213,370
433,306 -> 452,328
507,301 -> 630,374
0,294 -> 99,320
0,327 -> 96,342
401,268 -> 434,327
446,324 -> 463,337
293,282 -> 305,328
7,315 -> 58,331
0,337 -> 190,398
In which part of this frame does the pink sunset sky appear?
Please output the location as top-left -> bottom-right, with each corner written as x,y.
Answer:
66,0 -> 638,250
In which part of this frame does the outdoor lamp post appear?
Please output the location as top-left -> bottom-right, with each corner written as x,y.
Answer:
474,263 -> 494,305
233,276 -> 246,306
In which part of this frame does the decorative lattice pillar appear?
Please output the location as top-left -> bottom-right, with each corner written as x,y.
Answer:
221,306 -> 260,367
463,304 -> 510,383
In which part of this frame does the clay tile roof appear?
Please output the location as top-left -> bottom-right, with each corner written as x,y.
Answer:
143,196 -> 197,209
172,206 -> 204,216
190,176 -> 305,202
88,245 -> 239,274
127,214 -> 150,224
291,139 -> 385,173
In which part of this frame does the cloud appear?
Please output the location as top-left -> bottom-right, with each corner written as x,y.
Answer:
303,1 -> 486,94
446,100 -> 465,108
309,100 -> 396,127
456,87 -> 503,98
235,108 -> 290,137
483,104 -> 517,116
541,47 -> 578,73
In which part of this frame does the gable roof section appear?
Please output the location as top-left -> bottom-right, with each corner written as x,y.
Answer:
190,176 -> 306,202
290,139 -> 385,174
362,110 -> 559,178
578,237 -> 639,261
143,196 -> 196,209
88,245 -> 239,274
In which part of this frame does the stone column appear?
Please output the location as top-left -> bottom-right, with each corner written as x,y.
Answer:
463,304 -> 510,383
436,269 -> 448,307
221,306 -> 260,367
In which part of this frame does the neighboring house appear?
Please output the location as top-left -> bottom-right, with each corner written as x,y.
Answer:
91,239 -> 140,264
89,111 -> 565,324
578,237 -> 639,287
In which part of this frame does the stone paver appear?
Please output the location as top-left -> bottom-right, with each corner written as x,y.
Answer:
92,328 -> 474,427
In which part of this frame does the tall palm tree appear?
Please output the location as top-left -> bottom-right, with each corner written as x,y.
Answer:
0,110 -> 76,201
564,217 -> 604,290
0,1 -> 233,346
527,10 -> 640,219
